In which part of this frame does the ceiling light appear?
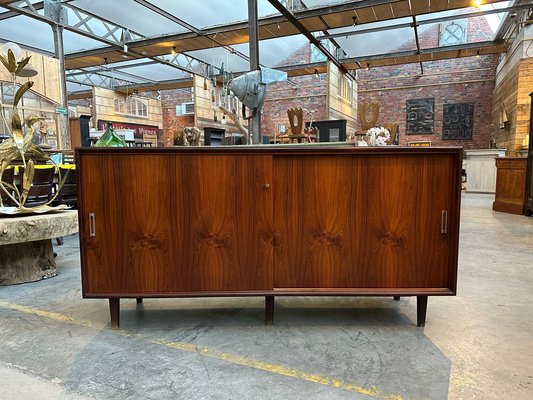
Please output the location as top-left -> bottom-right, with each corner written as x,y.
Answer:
476,50 -> 480,58
366,63 -> 370,71
474,0 -> 481,8
171,46 -> 176,56
352,16 -> 357,27
314,69 -> 319,78
123,44 -> 128,53
104,57 -> 108,65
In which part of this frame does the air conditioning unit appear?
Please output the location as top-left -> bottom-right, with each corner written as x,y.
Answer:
176,102 -> 194,116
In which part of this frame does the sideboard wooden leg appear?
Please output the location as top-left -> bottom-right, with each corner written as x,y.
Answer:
417,296 -> 428,327
109,298 -> 120,330
265,296 -> 274,326
393,296 -> 400,301
136,298 -> 143,304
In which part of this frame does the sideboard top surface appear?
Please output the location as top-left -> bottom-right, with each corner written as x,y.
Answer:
76,145 -> 463,157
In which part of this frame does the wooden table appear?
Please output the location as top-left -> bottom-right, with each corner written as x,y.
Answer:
0,211 -> 78,285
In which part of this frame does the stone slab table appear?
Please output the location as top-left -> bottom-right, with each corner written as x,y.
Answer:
0,210 -> 78,285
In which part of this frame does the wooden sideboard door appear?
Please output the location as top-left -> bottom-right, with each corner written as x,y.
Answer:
273,153 -> 457,291
79,154 -> 181,295
172,154 -> 273,292
360,154 -> 455,289
273,155 -> 366,288
80,154 -> 274,295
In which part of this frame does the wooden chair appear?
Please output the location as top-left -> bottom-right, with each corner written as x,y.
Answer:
1,167 -> 15,206
142,133 -> 157,147
57,167 -> 77,208
18,166 -> 55,206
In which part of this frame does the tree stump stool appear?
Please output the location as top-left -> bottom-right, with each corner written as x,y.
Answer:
0,211 -> 78,285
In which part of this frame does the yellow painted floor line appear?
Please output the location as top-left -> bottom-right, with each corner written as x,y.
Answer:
0,300 -> 404,400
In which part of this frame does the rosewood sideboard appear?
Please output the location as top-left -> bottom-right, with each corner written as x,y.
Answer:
76,146 -> 462,329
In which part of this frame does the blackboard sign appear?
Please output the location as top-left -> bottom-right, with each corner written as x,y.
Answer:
442,103 -> 473,140
406,98 -> 435,135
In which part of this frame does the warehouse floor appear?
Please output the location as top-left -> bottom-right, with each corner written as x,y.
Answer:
0,193 -> 532,400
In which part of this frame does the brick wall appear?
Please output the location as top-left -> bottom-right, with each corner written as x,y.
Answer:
357,15 -> 498,148
161,88 -> 194,146
261,74 -> 327,136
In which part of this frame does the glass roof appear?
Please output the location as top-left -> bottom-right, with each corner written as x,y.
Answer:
0,0 -> 519,95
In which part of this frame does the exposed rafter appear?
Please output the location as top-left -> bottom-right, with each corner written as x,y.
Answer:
0,0 -> 215,77
62,0 -> 508,69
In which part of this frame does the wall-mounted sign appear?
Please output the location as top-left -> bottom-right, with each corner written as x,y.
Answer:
97,120 -> 159,138
55,107 -> 68,115
406,98 -> 435,135
442,103 -> 474,140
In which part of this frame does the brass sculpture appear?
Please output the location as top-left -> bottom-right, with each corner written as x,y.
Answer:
0,46 -> 68,213
358,102 -> 380,131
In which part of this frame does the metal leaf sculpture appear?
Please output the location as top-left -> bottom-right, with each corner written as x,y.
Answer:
0,47 -> 68,213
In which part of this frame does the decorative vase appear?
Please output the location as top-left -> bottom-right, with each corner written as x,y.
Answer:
95,122 -> 126,147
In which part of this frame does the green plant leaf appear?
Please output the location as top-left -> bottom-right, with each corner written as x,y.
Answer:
15,56 -> 31,76
7,49 -> 17,72
14,81 -> 33,107
0,54 -> 11,73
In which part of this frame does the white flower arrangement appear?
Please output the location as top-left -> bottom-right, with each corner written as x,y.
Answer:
366,126 -> 390,146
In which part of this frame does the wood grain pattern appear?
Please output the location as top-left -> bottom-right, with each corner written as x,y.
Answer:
77,146 -> 461,299
493,157 -> 527,215
79,152 -> 272,295
273,153 -> 454,290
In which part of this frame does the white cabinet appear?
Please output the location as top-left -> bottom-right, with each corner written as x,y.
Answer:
464,149 -> 500,193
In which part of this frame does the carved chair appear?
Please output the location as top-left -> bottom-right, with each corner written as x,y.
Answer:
18,166 -> 55,206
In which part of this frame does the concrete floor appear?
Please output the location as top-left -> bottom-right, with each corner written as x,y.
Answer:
0,193 -> 532,400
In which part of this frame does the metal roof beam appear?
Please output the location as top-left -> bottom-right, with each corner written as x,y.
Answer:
62,0 -> 403,61
266,0 -> 352,78
131,0 -> 252,67
412,16 -> 423,75
67,67 -> 158,84
317,3 -> 533,41
0,0 -> 213,77
495,0 -> 533,40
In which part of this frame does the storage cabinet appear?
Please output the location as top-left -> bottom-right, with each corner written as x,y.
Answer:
77,146 -> 462,329
492,157 -> 527,215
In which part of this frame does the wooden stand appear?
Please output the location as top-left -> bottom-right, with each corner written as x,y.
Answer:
493,157 -> 527,215
0,211 -> 78,285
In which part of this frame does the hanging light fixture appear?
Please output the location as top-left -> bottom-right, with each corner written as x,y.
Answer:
171,46 -> 177,56
476,50 -> 481,58
352,16 -> 357,27
17,63 -> 38,77
314,69 -> 319,79
366,63 -> 370,71
474,0 -> 482,8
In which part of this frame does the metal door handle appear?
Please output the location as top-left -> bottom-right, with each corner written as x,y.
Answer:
440,210 -> 448,234
89,212 -> 96,237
